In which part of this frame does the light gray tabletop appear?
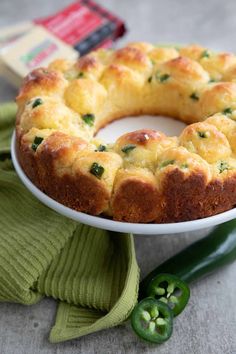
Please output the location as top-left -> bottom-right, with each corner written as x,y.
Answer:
0,1 -> 236,353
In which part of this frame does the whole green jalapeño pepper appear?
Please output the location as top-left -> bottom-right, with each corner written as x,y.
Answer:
139,219 -> 236,300
146,273 -> 190,316
131,298 -> 173,344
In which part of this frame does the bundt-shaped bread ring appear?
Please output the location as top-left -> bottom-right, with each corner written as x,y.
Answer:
16,42 -> 236,223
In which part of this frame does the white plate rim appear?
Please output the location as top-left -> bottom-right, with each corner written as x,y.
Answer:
11,131 -> 236,235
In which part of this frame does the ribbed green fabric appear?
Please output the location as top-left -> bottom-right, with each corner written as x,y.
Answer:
0,167 -> 77,304
37,225 -> 139,342
0,102 -> 17,154
0,102 -> 139,342
50,237 -> 138,342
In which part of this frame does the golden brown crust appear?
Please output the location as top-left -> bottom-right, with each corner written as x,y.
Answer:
113,46 -> 151,72
74,54 -> 105,80
179,122 -> 231,163
161,56 -> 209,82
111,169 -> 161,222
179,44 -> 206,61
16,68 -> 67,109
16,126 -> 40,187
149,47 -> 179,63
155,169 -> 236,222
200,82 -> 236,118
15,42 -> 236,223
37,169 -> 110,215
116,129 -> 165,146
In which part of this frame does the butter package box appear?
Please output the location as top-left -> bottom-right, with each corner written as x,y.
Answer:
0,0 -> 126,87
35,0 -> 126,55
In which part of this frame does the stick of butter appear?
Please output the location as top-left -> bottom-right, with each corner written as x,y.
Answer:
0,25 -> 78,86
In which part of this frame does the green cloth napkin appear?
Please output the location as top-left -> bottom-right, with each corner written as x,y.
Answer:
0,102 -> 139,343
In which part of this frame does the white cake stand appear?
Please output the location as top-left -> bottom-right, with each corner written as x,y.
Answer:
11,116 -> 236,235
